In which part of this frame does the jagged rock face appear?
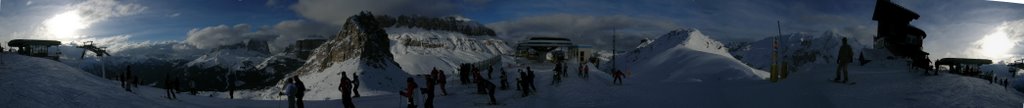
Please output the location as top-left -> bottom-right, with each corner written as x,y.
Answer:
300,12 -> 398,73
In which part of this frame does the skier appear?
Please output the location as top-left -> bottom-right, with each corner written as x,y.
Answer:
294,76 -> 306,108
551,66 -> 561,85
229,77 -> 236,99
424,75 -> 436,108
483,79 -> 498,105
338,72 -> 355,108
125,66 -> 133,92
474,67 -> 486,94
460,64 -> 470,85
578,63 -> 584,78
613,69 -> 624,85
189,80 -> 197,95
583,64 -> 589,78
488,65 -> 494,79
162,75 -> 168,97
438,70 -> 448,96
164,75 -> 176,99
353,74 -> 361,98
562,62 -> 568,78
527,67 -> 536,92
285,78 -> 297,108
500,70 -> 509,90
172,78 -> 180,96
834,38 -> 854,83
401,77 -> 418,108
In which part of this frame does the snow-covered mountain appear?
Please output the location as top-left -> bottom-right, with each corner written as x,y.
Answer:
61,40 -> 307,91
388,27 -> 511,75
612,28 -> 768,82
729,31 -> 867,71
249,12 -> 511,100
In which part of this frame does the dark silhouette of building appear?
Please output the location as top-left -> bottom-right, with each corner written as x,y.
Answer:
7,39 -> 62,60
872,0 -> 928,62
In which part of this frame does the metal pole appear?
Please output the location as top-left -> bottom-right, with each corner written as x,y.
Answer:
612,28 -> 617,72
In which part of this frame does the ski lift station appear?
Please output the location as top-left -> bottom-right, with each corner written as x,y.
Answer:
515,36 -> 593,62
7,39 -> 62,60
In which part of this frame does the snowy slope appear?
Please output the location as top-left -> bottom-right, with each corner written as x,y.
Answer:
0,54 -> 191,107
614,28 -> 768,82
0,54 -> 390,108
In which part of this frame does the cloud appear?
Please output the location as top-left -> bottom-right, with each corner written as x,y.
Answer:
184,20 -> 337,52
290,0 -> 478,25
487,13 -> 680,50
0,0 -> 146,43
266,0 -> 278,6
72,0 -> 147,25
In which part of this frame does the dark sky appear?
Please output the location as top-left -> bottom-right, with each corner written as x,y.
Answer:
2,0 -> 1024,61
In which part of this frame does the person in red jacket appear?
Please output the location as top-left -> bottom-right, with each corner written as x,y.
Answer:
401,77 -> 418,108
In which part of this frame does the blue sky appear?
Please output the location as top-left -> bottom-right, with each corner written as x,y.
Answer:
4,0 -> 1024,61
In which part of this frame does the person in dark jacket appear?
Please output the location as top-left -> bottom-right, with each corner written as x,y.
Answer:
293,76 -> 306,108
834,38 -> 854,83
483,79 -> 498,105
437,70 -> 448,96
500,70 -> 509,90
125,66 -> 133,92
338,72 -> 355,108
228,78 -> 235,99
527,67 -> 536,92
424,76 -> 436,108
352,74 -> 361,98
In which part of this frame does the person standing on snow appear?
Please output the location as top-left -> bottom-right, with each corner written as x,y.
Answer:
474,67 -> 486,94
437,70 -> 448,96
424,75 -> 436,108
163,75 -> 170,99
583,64 -> 590,78
338,72 -> 355,108
834,38 -> 854,83
612,70 -> 620,84
125,66 -> 133,92
293,76 -> 306,108
228,78 -> 235,99
500,70 -> 509,90
352,74 -> 361,98
527,67 -> 537,92
483,79 -> 498,105
401,77 -> 418,108
285,78 -> 297,108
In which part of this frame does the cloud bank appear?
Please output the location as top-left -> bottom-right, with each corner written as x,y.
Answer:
184,20 -> 337,52
290,0 -> 473,25
487,13 -> 680,50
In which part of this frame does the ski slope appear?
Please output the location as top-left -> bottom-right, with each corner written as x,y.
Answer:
5,43 -> 1024,108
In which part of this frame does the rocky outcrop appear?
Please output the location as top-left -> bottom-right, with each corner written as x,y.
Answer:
297,12 -> 400,74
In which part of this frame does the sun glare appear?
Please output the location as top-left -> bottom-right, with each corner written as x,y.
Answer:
44,10 -> 87,40
979,26 -> 1016,60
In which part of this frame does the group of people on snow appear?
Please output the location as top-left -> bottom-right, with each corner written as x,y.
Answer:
284,76 -> 307,108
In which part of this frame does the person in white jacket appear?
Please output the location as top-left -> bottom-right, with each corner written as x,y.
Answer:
285,78 -> 297,108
